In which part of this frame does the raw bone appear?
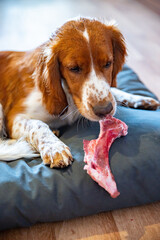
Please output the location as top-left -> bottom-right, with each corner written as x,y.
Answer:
83,115 -> 128,198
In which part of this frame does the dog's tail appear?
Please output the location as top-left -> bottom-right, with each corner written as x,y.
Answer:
0,103 -> 40,161
0,139 -> 40,161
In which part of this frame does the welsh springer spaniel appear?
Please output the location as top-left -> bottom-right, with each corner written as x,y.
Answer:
0,18 -> 159,167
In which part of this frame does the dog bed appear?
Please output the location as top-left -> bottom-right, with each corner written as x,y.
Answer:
0,64 -> 160,231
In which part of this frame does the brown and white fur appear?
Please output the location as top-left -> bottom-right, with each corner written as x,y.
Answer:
0,18 -> 159,167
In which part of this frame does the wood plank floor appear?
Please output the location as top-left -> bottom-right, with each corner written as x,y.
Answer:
0,0 -> 160,239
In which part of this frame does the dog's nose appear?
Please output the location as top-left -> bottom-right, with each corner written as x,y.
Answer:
93,102 -> 113,117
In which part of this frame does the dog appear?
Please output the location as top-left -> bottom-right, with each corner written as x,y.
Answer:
0,17 -> 159,167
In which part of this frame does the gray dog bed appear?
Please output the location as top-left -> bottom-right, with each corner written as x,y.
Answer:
0,64 -> 159,231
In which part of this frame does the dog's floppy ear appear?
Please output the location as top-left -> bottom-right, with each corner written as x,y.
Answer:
107,24 -> 127,87
36,43 -> 68,115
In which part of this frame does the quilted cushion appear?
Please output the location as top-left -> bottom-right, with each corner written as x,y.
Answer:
0,64 -> 159,230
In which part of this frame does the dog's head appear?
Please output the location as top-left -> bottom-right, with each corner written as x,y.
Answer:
37,17 -> 127,121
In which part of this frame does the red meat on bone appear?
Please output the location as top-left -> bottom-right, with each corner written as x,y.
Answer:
83,115 -> 128,198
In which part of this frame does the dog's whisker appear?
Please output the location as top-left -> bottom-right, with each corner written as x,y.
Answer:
77,116 -> 83,132
82,117 -> 85,129
61,108 -> 80,120
82,117 -> 88,128
59,104 -> 70,117
85,117 -> 90,127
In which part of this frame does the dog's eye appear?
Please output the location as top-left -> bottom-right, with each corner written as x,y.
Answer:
104,61 -> 112,69
69,66 -> 81,73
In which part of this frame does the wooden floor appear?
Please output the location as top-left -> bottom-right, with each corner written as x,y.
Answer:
0,0 -> 160,239
0,202 -> 160,240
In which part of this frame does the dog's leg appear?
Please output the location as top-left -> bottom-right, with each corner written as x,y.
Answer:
11,115 -> 73,168
111,88 -> 160,110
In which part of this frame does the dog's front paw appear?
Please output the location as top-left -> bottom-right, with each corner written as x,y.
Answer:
39,141 -> 73,168
126,96 -> 160,110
